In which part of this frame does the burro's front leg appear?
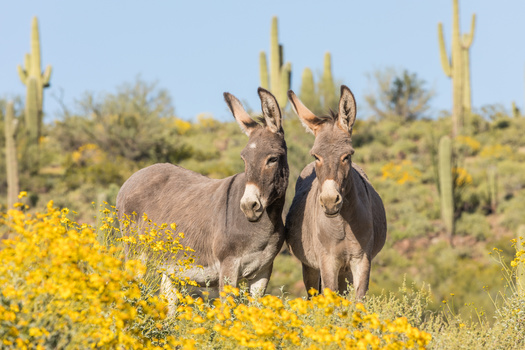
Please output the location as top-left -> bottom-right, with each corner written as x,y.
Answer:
248,263 -> 273,297
319,255 -> 340,293
350,253 -> 371,300
219,257 -> 240,291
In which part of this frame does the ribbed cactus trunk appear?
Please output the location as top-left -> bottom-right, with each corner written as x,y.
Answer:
17,16 -> 52,146
25,77 -> 40,175
269,17 -> 281,101
487,166 -> 498,212
259,16 -> 291,108
438,0 -> 475,137
259,52 -> 269,90
4,102 -> 20,209
299,68 -> 321,114
439,136 -> 455,245
319,52 -> 337,111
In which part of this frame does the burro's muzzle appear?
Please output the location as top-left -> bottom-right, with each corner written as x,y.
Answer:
319,180 -> 343,217
240,184 -> 265,222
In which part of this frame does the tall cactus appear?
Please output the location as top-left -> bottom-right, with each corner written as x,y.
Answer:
259,16 -> 291,108
299,68 -> 321,114
439,136 -> 455,244
319,52 -> 337,111
4,102 -> 20,208
487,166 -> 498,212
17,16 -> 52,145
438,0 -> 475,137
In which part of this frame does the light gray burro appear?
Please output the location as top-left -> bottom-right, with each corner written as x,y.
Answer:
116,88 -> 288,304
285,85 -> 387,299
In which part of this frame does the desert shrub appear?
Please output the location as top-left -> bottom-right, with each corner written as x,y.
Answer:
0,200 -> 433,349
456,212 -> 492,240
0,201 -> 181,349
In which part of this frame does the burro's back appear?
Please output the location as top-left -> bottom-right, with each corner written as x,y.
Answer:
285,85 -> 387,299
116,88 -> 289,308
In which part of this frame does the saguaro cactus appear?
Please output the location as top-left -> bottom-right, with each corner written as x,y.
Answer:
439,136 -> 455,244
18,16 -> 52,144
438,0 -> 475,136
319,52 -> 337,111
4,102 -> 20,208
299,68 -> 321,114
487,166 -> 498,212
259,16 -> 291,108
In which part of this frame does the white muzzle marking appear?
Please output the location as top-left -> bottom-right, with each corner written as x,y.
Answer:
319,179 -> 342,216
241,184 -> 266,221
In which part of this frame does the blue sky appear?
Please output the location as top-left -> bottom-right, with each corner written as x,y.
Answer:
1,1 -> 524,122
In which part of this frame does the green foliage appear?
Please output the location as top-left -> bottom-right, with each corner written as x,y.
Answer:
438,0 -> 476,136
365,68 -> 434,121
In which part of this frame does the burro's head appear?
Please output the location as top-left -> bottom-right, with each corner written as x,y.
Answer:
288,85 -> 357,217
223,88 -> 288,222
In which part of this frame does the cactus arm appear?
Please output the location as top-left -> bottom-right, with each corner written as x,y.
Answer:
43,65 -> 52,87
461,13 -> 476,48
438,23 -> 452,77
17,64 -> 28,84
259,52 -> 269,90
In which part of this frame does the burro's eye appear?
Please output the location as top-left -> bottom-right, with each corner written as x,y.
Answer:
267,156 -> 279,165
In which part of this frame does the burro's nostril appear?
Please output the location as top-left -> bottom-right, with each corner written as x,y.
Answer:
251,201 -> 260,210
335,194 -> 341,204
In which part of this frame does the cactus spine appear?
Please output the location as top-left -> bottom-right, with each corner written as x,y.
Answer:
5,102 -> 20,208
438,0 -> 475,136
259,16 -> 291,108
17,16 -> 52,145
439,136 -> 455,244
319,52 -> 337,111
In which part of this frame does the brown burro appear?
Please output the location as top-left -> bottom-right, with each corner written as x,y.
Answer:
285,85 -> 386,300
116,88 -> 289,306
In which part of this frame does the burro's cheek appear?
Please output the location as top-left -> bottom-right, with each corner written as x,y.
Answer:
319,179 -> 343,217
240,184 -> 266,222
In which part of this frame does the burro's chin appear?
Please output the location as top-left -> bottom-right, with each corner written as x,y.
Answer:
240,184 -> 265,222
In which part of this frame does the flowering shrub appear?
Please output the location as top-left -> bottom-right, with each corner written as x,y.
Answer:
381,160 -> 422,184
0,200 -> 433,349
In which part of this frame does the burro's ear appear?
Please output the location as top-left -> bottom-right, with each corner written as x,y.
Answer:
224,92 -> 258,136
288,89 -> 321,135
258,87 -> 282,134
338,85 -> 357,134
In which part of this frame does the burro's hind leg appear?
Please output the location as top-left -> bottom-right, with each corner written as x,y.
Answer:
248,263 -> 273,298
302,263 -> 321,297
338,268 -> 354,296
160,267 -> 178,317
